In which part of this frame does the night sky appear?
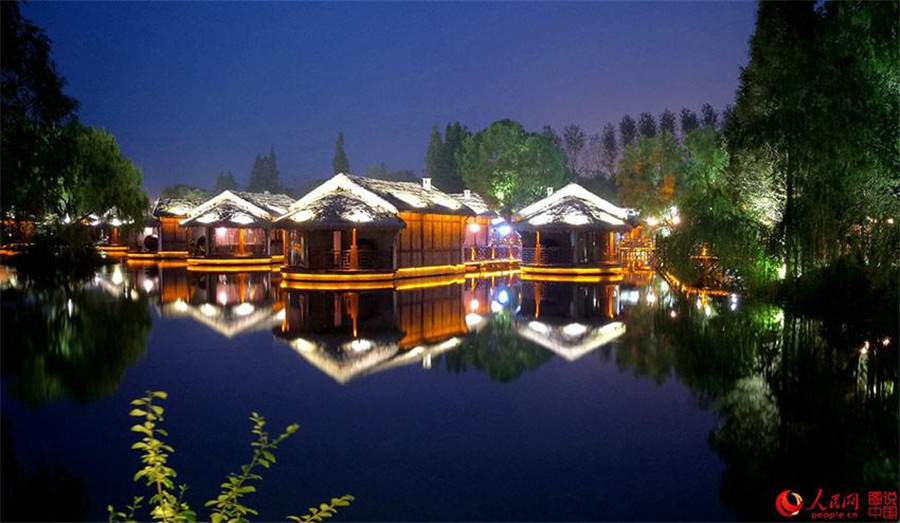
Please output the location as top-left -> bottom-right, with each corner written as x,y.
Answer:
25,2 -> 757,198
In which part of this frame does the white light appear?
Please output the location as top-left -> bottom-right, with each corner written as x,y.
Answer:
230,214 -> 255,225
671,215 -> 681,225
67,299 -> 73,317
130,290 -> 139,301
234,302 -> 255,316
216,227 -> 227,237
563,214 -> 590,226
888,218 -> 895,225
659,281 -> 669,293
292,338 -> 317,352
423,354 -> 432,369
143,227 -> 154,236
882,337 -> 891,347
350,339 -> 372,352
218,290 -> 228,306
562,323 -> 588,338
730,293 -> 738,303
730,302 -> 737,311
646,292 -> 656,305
174,299 -> 189,312
200,303 -> 218,317
860,346 -> 868,355
63,215 -> 71,224
696,298 -> 703,310
646,217 -> 659,226
468,223 -> 481,233
490,300 -> 503,314
197,214 -> 217,224
143,279 -> 154,293
704,305 -> 712,317
491,217 -> 505,225
777,264 -> 787,280
291,210 -> 314,222
465,313 -> 485,329
528,321 -> 549,334
469,299 -> 480,312
275,309 -> 286,321
110,218 -> 122,227
168,206 -> 189,216
670,310 -> 677,319
497,225 -> 512,236
498,290 -> 509,305
112,267 -> 124,286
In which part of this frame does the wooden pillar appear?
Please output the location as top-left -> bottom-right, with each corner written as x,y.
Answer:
238,228 -> 246,255
535,231 -> 542,266
111,227 -> 119,246
263,228 -> 270,256
608,231 -> 615,262
534,282 -> 542,319
349,228 -> 358,270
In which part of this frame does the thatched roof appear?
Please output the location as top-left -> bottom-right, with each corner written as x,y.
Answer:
515,318 -> 626,361
153,197 -> 205,218
513,183 -> 631,232
160,300 -> 282,338
275,189 -> 406,230
450,191 -> 499,218
180,190 -> 292,228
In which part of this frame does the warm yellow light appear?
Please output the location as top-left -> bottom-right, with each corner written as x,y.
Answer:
670,310 -> 677,319
646,217 -> 659,226
882,337 -> 890,346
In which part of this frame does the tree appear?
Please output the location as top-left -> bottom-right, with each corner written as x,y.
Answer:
638,112 -> 657,138
562,124 -> 586,177
457,119 -> 569,213
659,109 -> 677,136
618,115 -> 637,149
159,184 -> 208,200
436,122 -> 470,192
247,147 -> 282,193
584,133 -> 603,179
701,103 -> 718,128
332,130 -> 350,175
599,123 -> 619,178
1,1 -> 79,221
615,133 -> 682,218
212,171 -> 238,193
424,126 -> 443,181
680,108 -> 700,136
540,125 -> 561,148
364,162 -> 418,182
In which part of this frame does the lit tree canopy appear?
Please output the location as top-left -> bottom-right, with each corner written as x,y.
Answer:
457,119 -> 569,214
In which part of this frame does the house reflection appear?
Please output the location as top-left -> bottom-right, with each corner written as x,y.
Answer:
153,266 -> 285,338
515,281 -> 625,361
277,281 -> 473,384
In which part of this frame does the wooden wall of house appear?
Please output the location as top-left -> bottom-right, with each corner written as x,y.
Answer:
159,217 -> 191,251
396,283 -> 466,349
396,212 -> 465,269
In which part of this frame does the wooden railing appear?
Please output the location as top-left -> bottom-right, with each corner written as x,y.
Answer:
521,247 -> 569,266
465,244 -> 521,262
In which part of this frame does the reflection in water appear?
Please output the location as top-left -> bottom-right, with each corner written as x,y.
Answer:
152,267 -> 284,338
515,281 -> 625,362
0,266 -> 152,405
1,263 -> 895,521
275,283 -> 469,384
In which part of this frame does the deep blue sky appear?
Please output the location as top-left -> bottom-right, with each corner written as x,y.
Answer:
25,2 -> 757,197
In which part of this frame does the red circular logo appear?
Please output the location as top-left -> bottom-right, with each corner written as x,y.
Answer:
775,490 -> 804,517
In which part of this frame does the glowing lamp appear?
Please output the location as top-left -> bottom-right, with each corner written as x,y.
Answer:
497,289 -> 509,305
468,223 -> 481,233
497,224 -> 512,236
646,217 -> 659,227
350,339 -> 372,352
469,299 -> 480,312
143,227 -> 154,236
216,227 -> 227,237
143,279 -> 154,293
218,290 -> 228,306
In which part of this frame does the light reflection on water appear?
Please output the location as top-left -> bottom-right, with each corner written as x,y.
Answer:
0,263 -> 896,522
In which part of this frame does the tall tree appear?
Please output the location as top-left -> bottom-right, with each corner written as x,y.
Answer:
212,171 -> 238,193
659,109 -> 677,136
615,133 -> 682,217
680,108 -> 700,136
584,133 -> 603,179
701,103 -> 719,128
424,126 -> 443,181
599,123 -> 619,178
619,115 -> 637,149
562,124 -> 586,177
159,184 -> 208,200
457,119 -> 569,213
638,112 -> 658,138
332,130 -> 350,175
435,122 -> 469,192
247,147 -> 282,193
541,125 -> 562,148
1,1 -> 79,221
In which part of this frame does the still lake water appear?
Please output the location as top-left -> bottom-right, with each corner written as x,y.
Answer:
1,263 -> 897,521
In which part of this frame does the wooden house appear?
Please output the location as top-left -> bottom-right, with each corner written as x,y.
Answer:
451,190 -> 520,270
512,183 -> 632,279
150,197 -> 206,259
179,190 -> 294,267
276,174 -> 474,286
